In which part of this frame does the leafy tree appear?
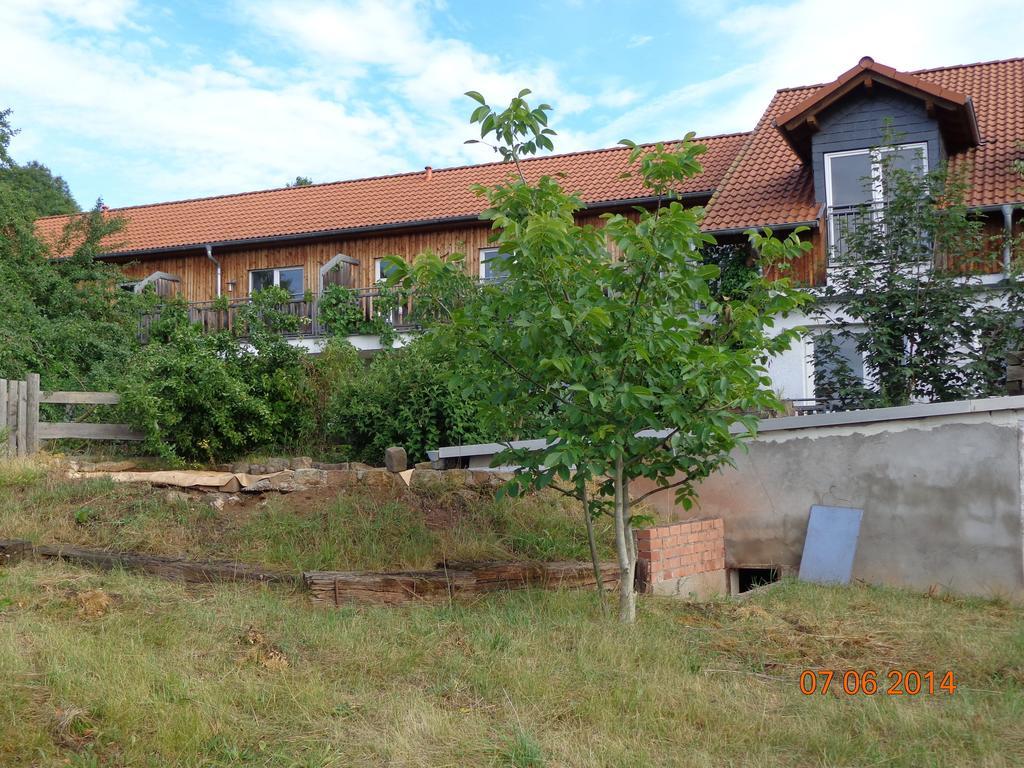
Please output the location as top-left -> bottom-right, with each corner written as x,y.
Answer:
0,112 -> 140,392
0,161 -> 79,217
287,176 -> 313,187
0,109 -> 79,217
403,91 -> 810,622
812,145 -> 1024,408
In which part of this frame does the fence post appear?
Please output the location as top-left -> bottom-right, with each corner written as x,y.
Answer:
15,380 -> 27,457
25,373 -> 40,455
6,380 -> 16,457
0,379 -> 7,458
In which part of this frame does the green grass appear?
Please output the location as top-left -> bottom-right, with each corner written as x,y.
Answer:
0,460 -> 614,571
0,563 -> 1020,767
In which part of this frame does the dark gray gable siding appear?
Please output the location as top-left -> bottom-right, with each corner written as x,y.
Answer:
811,87 -> 944,204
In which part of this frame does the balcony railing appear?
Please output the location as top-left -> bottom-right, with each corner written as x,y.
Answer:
826,203 -> 883,265
138,287 -> 415,343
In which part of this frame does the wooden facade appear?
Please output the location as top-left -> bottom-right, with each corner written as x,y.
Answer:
112,211 -> 626,304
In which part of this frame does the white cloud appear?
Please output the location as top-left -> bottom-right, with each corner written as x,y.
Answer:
626,34 -> 653,49
590,0 -> 1024,144
2,0 -> 1022,207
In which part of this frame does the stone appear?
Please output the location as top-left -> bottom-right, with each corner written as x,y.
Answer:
322,469 -> 358,486
265,470 -> 296,491
162,490 -> 191,505
293,468 -> 326,486
242,479 -> 272,493
230,461 -> 250,474
384,446 -> 408,473
203,493 -> 228,510
409,468 -> 443,488
414,461 -> 435,471
290,456 -> 313,470
263,458 -> 291,474
314,461 -> 349,470
80,460 -> 137,472
361,468 -> 399,489
350,462 -> 375,471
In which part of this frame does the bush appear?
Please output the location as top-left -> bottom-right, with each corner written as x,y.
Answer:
324,334 -> 494,464
119,289 -> 316,463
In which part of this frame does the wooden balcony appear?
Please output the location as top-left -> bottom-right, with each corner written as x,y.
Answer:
138,287 -> 416,343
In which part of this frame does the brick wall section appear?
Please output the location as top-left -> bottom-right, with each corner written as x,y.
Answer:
635,519 -> 725,593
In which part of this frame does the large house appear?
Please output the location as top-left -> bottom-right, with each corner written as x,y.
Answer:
36,56 -> 1024,399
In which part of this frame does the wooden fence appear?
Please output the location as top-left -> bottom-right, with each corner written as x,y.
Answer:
0,373 -> 144,457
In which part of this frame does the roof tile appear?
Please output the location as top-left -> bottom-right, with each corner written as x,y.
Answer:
704,58 -> 1024,231
36,133 -> 748,255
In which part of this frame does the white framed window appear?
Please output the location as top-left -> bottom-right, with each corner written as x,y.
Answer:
249,266 -> 304,299
825,143 -> 928,262
479,247 -> 509,282
374,257 -> 400,282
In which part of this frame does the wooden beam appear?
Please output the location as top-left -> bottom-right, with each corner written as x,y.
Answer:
806,115 -> 819,133
864,76 -> 874,93
30,543 -> 298,585
925,99 -> 936,117
36,422 -> 144,441
25,373 -> 39,455
41,391 -> 121,405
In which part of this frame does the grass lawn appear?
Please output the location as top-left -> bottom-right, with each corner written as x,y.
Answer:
1,565 -> 1022,767
0,458 -> 1022,766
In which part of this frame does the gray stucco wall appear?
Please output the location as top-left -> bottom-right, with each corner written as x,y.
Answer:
811,87 -> 944,204
638,411 -> 1024,598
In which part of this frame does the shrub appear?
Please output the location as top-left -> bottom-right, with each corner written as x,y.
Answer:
324,335 -> 493,464
119,289 -> 316,463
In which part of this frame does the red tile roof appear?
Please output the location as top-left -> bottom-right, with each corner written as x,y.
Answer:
35,57 -> 1024,251
704,57 -> 1024,232
35,133 -> 748,256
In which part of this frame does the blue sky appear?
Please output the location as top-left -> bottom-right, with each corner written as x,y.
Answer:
2,0 -> 1022,208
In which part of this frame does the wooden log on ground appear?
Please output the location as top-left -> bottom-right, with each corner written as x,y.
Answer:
306,560 -> 620,607
32,544 -> 298,586
0,539 -> 33,566
304,569 -> 475,606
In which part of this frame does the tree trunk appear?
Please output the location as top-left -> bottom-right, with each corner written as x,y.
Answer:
581,483 -> 607,617
613,455 -> 636,623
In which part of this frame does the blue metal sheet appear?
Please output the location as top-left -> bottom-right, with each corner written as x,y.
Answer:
798,505 -> 864,585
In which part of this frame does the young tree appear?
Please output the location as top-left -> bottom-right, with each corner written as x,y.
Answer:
812,145 -> 1024,408
405,90 -> 811,622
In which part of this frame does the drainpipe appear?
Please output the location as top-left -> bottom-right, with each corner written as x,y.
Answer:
1002,205 -> 1014,272
205,244 -> 222,297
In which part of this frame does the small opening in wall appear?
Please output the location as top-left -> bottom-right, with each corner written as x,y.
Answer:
734,567 -> 780,594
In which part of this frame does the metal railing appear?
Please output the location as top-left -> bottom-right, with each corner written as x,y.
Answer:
826,203 -> 882,264
139,287 -> 416,343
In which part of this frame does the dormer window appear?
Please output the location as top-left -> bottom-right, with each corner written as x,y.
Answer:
825,143 -> 927,262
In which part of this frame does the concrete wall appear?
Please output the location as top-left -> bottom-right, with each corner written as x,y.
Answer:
637,400 -> 1024,599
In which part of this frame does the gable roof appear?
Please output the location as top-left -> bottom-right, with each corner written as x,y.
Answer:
35,133 -> 748,257
703,57 -> 1024,232
776,56 -> 980,162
